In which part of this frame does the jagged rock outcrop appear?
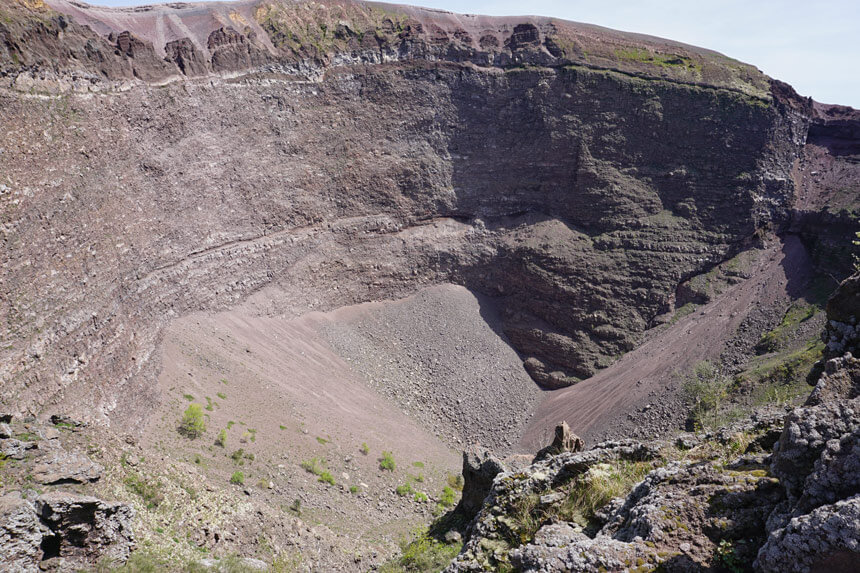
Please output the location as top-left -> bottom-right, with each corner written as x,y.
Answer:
451,273 -> 860,572
533,422 -> 584,462
0,494 -> 44,572
756,495 -> 860,573
164,38 -> 208,77
36,492 -> 135,568
0,492 -> 134,572
455,446 -> 507,520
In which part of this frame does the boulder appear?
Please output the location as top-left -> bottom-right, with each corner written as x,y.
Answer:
807,353 -> 860,405
756,495 -> 860,572
31,449 -> 103,485
771,398 -> 860,502
0,438 -> 37,460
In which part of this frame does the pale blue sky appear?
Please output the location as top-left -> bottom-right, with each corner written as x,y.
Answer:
87,0 -> 859,107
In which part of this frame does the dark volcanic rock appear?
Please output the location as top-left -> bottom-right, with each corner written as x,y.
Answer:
165,37 -> 208,77
771,399 -> 860,503
207,27 -> 270,73
0,492 -> 134,572
36,492 -> 135,567
756,495 -> 860,573
533,422 -> 584,462
30,447 -> 103,485
456,446 -> 506,520
0,493 -> 43,571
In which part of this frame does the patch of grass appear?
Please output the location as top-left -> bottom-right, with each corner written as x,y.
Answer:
230,471 -> 245,485
216,392 -> 227,400
182,393 -> 194,401
230,449 -> 254,465
614,46 -> 700,73
124,473 -> 164,509
318,471 -> 335,486
379,451 -> 396,472
205,397 -> 216,411
101,549 -> 170,572
379,527 -> 463,573
396,483 -> 413,497
414,492 -> 428,503
740,341 -> 825,407
360,442 -> 370,455
557,460 -> 653,527
683,361 -> 730,430
272,551 -> 303,573
300,457 -> 326,476
279,425 -> 287,431
757,301 -> 818,353
289,498 -> 302,515
669,302 -> 697,325
412,461 -> 424,468
215,429 -> 227,448
446,473 -> 464,491
439,486 -> 456,508
227,421 -> 235,430
316,436 -> 329,445
178,403 -> 206,439
349,485 -> 359,494
413,473 -> 425,483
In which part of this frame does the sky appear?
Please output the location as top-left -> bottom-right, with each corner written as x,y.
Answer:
88,0 -> 859,107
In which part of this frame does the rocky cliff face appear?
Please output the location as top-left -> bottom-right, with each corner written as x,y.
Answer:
0,0 -> 825,429
1,0 -> 859,570
446,274 -> 860,572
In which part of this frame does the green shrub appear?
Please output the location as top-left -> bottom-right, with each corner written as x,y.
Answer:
124,474 -> 163,509
414,492 -> 428,502
556,460 -> 653,527
379,451 -> 396,471
715,539 -> 743,573
683,361 -> 730,429
182,393 -> 194,401
446,473 -> 464,491
102,549 -> 169,572
440,486 -> 456,507
360,442 -> 370,455
289,498 -> 302,515
217,392 -> 227,400
379,528 -> 462,573
227,421 -> 235,429
412,461 -> 424,468
318,471 -> 335,486
205,397 -> 215,411
179,403 -> 206,438
396,483 -> 413,497
349,485 -> 359,494
230,449 -> 252,465
215,429 -> 227,448
316,436 -> 329,445
300,457 -> 325,476
230,471 -> 245,485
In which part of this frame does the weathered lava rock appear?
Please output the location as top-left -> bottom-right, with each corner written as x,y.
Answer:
0,492 -> 134,572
